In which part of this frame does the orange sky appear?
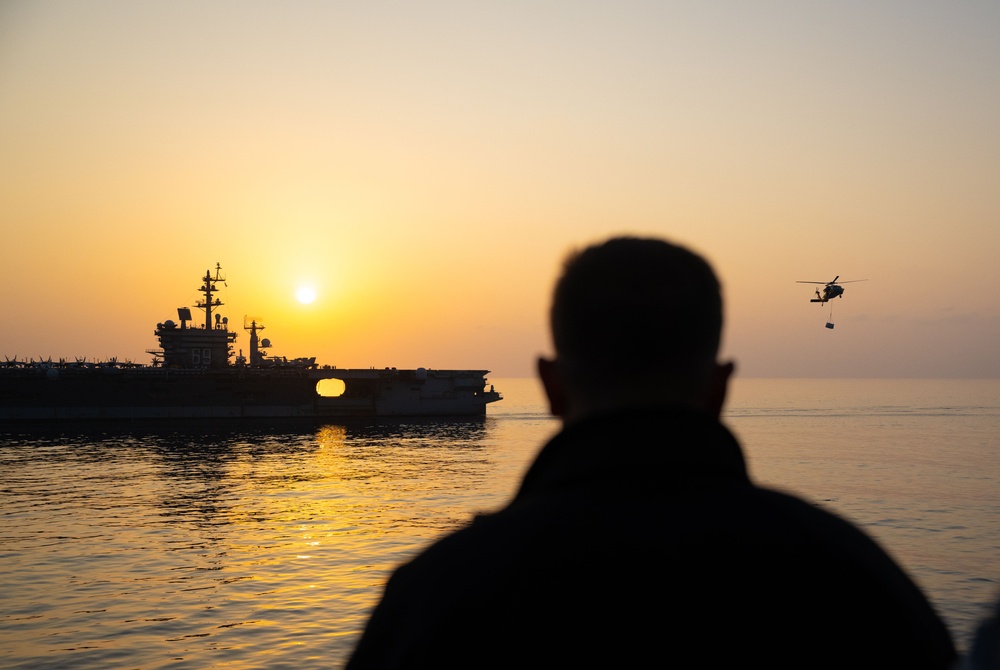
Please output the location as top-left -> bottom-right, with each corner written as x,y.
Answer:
1,2 -> 998,378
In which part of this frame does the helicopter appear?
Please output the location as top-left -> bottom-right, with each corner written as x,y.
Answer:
796,276 -> 867,303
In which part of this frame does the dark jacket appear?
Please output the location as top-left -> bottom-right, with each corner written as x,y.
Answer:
345,407 -> 957,669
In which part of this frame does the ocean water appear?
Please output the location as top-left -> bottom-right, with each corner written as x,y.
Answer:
1,377 -> 998,669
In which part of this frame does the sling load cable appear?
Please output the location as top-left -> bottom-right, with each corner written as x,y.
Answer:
826,303 -> 835,329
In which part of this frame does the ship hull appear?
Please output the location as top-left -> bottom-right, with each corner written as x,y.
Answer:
0,366 -> 501,423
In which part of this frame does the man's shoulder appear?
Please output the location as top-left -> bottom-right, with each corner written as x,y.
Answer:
401,481 -> 867,580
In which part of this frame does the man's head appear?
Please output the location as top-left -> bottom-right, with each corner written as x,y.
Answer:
537,235 -> 733,421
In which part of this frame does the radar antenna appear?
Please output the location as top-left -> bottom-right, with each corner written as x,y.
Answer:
195,263 -> 226,330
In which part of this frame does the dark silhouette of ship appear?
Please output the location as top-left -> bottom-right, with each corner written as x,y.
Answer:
0,264 -> 502,423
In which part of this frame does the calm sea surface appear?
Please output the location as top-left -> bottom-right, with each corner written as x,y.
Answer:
2,377 -> 999,669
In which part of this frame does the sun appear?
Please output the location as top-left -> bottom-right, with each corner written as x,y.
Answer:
296,285 -> 317,304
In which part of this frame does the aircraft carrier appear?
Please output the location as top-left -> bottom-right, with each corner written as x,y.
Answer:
0,264 -> 502,423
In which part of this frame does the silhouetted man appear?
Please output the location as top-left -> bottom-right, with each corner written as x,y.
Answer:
345,235 -> 956,669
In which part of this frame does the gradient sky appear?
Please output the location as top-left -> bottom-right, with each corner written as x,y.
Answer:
2,1 -> 998,378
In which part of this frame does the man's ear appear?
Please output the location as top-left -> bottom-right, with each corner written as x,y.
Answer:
537,356 -> 567,418
705,360 -> 735,417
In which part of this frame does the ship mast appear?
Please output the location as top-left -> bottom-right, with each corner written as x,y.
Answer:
196,263 -> 225,330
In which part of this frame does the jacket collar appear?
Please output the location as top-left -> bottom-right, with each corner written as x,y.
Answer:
514,406 -> 749,501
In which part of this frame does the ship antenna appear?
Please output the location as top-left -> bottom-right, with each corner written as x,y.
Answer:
196,264 -> 225,330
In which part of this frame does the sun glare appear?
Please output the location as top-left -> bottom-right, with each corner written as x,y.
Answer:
296,285 -> 317,304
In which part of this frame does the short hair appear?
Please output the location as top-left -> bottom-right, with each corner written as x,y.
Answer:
549,236 -> 723,393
